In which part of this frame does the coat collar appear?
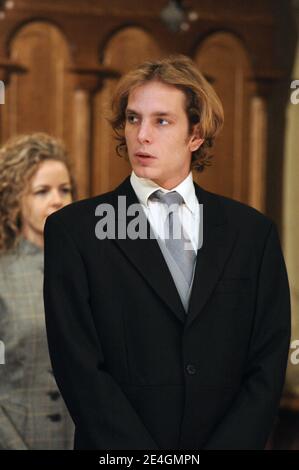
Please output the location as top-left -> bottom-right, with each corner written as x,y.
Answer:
111,176 -> 238,327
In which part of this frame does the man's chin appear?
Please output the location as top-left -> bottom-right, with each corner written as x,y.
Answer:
133,166 -> 158,180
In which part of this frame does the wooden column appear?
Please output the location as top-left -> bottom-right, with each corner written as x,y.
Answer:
248,73 -> 282,213
70,66 -> 119,199
248,90 -> 268,213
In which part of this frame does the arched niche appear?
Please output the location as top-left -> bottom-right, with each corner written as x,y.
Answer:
92,26 -> 160,195
5,21 -> 73,150
193,32 -> 258,206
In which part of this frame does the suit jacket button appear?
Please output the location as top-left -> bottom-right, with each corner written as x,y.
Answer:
186,364 -> 197,375
47,413 -> 62,422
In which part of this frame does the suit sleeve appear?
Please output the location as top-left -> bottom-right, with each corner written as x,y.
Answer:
202,222 -> 291,449
43,214 -> 159,450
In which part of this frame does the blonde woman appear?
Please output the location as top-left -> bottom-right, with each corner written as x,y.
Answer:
0,133 -> 75,449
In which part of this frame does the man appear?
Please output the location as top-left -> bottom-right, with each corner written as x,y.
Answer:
43,55 -> 291,450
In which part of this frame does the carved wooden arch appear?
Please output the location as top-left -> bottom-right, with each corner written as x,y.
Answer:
92,26 -> 161,195
193,31 -> 264,208
4,20 -> 74,148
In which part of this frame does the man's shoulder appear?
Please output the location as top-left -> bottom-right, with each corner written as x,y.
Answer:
48,176 -> 133,227
47,189 -> 117,226
197,184 -> 274,232
218,192 -> 270,222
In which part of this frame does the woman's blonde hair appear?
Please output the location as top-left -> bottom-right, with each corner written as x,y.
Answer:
0,132 -> 76,253
110,54 -> 224,172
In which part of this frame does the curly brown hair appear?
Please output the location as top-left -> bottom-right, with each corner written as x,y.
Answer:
110,54 -> 224,172
0,132 -> 76,253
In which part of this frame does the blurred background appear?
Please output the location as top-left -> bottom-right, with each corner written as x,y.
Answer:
0,0 -> 298,449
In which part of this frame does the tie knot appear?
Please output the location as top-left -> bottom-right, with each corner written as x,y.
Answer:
149,190 -> 184,207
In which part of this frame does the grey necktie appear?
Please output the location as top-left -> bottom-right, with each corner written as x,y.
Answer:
150,190 -> 197,287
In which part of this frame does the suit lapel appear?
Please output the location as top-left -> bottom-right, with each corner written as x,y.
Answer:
111,177 -> 186,323
110,177 -> 238,327
186,183 -> 239,328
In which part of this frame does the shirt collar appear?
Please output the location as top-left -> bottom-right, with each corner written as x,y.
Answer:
130,171 -> 197,214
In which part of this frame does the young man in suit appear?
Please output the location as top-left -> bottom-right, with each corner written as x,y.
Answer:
43,55 -> 291,450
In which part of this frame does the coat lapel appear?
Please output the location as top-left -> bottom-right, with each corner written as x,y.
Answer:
186,183 -> 239,328
110,177 -> 238,327
111,177 -> 186,323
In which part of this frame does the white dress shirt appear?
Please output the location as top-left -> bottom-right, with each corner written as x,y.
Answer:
130,171 -> 200,251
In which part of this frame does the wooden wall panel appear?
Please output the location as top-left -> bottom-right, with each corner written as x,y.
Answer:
7,21 -> 73,142
0,0 -> 295,219
2,20 -> 81,195
194,32 -> 253,204
92,27 -> 160,195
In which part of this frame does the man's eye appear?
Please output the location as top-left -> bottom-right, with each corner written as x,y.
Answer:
127,115 -> 138,124
158,118 -> 169,126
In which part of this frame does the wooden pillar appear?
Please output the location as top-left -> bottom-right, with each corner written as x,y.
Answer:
248,76 -> 277,213
248,92 -> 267,212
70,66 -> 119,199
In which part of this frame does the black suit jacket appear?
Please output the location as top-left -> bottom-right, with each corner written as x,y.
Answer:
43,176 -> 291,450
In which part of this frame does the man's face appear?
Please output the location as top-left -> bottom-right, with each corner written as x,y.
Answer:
125,80 -> 203,189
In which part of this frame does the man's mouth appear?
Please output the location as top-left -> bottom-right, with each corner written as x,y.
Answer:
134,152 -> 156,160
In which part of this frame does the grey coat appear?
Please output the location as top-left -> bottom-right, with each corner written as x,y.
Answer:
0,237 -> 74,449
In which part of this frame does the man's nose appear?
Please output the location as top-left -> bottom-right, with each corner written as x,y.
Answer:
137,121 -> 152,144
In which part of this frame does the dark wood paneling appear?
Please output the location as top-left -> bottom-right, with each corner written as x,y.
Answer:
0,0 -> 296,219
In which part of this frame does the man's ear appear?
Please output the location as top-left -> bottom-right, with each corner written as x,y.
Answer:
189,125 -> 204,152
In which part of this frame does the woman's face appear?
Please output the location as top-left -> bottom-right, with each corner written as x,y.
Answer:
21,159 -> 72,247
